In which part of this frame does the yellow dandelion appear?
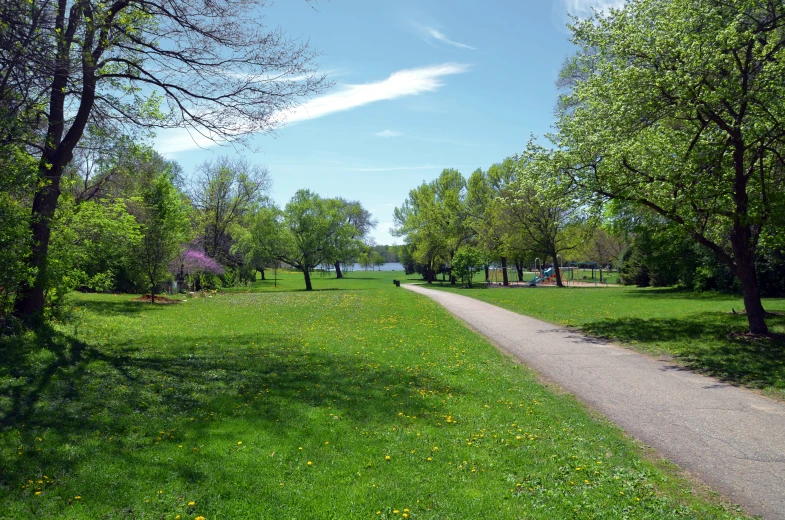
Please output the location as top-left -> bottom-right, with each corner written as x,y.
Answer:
237,441 -> 242,445
35,491 -> 41,495
75,496 -> 81,500
195,517 -> 206,520
188,501 -> 195,506
307,461 -> 312,466
385,455 -> 391,461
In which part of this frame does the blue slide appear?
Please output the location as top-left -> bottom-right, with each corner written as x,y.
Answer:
529,267 -> 554,285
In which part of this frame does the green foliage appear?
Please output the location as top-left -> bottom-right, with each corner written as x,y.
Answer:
48,197 -> 142,297
555,0 -> 785,333
238,190 -> 359,290
0,142 -> 37,318
135,173 -> 190,300
393,169 -> 469,282
451,246 -> 484,287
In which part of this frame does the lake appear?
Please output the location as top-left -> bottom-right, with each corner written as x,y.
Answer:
345,262 -> 404,272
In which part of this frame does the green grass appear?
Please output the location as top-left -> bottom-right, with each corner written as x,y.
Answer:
427,282 -> 785,400
0,271 -> 748,519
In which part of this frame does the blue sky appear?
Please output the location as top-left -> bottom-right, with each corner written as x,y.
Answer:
155,0 -> 623,244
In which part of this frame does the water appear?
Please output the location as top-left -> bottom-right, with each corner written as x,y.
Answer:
346,262 -> 404,272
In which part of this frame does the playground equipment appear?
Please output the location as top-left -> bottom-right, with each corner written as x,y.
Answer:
529,267 -> 558,286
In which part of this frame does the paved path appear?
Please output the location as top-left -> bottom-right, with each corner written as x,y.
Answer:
404,284 -> 785,519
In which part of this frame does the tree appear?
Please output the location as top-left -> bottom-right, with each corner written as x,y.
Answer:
452,246 -> 484,287
189,156 -> 271,266
370,250 -> 386,271
331,199 -> 376,279
242,190 -> 355,291
500,148 -> 589,288
555,0 -> 785,334
8,0 -> 329,318
135,173 -> 190,303
392,169 -> 470,283
48,197 -> 142,298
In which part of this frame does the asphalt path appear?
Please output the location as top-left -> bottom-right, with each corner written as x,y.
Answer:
404,284 -> 785,519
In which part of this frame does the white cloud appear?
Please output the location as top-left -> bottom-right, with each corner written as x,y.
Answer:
346,164 -> 443,172
154,63 -> 469,153
154,128 -> 222,156
375,130 -> 402,138
278,63 -> 470,125
414,24 -> 475,50
562,0 -> 626,17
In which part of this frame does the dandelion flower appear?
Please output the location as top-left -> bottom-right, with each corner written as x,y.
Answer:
385,455 -> 391,461
188,501 -> 195,506
307,461 -> 312,466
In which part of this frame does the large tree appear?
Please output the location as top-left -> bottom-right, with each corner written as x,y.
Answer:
330,198 -> 376,279
189,156 -> 271,266
241,190 -> 355,291
555,0 -> 785,334
135,172 -> 190,303
7,0 -> 328,318
392,169 -> 470,284
500,149 -> 588,288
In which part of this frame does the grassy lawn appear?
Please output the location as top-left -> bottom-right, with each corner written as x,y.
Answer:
426,282 -> 785,400
0,271 -> 747,519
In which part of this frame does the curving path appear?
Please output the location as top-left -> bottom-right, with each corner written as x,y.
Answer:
404,284 -> 785,519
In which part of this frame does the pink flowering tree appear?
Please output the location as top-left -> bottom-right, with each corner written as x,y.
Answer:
173,247 -> 224,291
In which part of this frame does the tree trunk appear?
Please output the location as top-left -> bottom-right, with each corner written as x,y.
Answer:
515,262 -> 523,281
13,167 -> 62,317
302,268 -> 313,291
501,256 -> 509,286
553,253 -> 564,288
334,261 -> 343,279
732,236 -> 768,334
485,265 -> 489,282
260,268 -> 265,281
14,37 -> 98,318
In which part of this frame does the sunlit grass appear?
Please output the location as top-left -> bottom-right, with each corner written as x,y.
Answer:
0,272 -> 747,518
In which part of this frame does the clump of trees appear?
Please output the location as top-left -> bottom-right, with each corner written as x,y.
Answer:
1,0 -> 328,321
235,191 -> 374,290
392,0 -> 785,336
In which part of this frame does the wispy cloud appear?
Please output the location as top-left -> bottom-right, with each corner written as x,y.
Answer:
155,128 -> 221,156
414,24 -> 475,50
345,164 -> 444,172
562,0 -> 625,17
155,64 -> 469,154
278,63 -> 470,125
375,130 -> 402,138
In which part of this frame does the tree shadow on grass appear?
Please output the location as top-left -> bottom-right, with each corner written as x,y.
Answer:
74,299 -> 172,317
582,313 -> 785,392
0,324 -> 454,498
620,287 -> 748,302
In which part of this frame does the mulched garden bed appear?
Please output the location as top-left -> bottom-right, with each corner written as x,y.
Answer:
130,294 -> 182,304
